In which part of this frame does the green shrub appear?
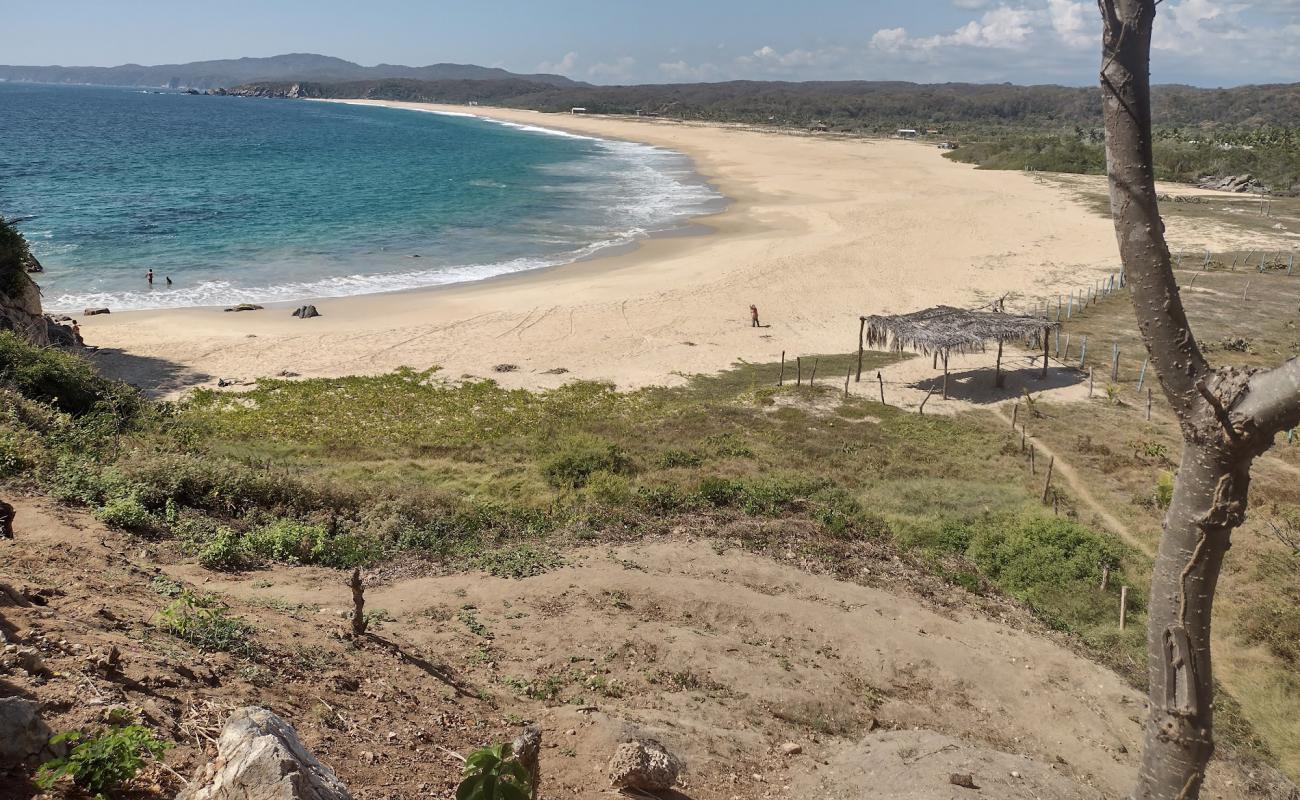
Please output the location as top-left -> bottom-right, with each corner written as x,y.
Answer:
94,495 -> 153,532
0,331 -> 140,417
155,592 -> 257,655
541,437 -> 631,488
585,470 -> 633,505
474,544 -> 564,578
656,448 -> 703,468
0,425 -> 41,476
243,519 -> 328,564
35,725 -> 169,799
456,742 -> 532,800
198,527 -> 251,571
1155,471 -> 1176,510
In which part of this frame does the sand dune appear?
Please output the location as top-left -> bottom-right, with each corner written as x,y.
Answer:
85,102 -> 1146,399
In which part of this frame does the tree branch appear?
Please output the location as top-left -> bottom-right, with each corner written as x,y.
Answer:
1235,358 -> 1300,438
1098,0 -> 1210,423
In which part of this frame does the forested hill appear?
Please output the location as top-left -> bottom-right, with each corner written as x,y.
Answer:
225,77 -> 1300,130
0,54 -> 580,91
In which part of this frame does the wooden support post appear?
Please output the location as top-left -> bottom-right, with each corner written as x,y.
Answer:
932,351 -> 938,369
1111,344 -> 1120,383
1041,328 -> 1049,379
1011,403 -> 1019,430
1029,445 -> 1036,475
779,351 -> 785,386
1135,358 -> 1148,393
349,568 -> 367,637
994,338 -> 1004,388
918,386 -> 935,415
1062,333 -> 1071,361
1020,423 -> 1026,452
1054,328 -> 1061,358
856,318 -> 865,382
797,357 -> 802,386
877,371 -> 886,405
1146,388 -> 1153,421
810,358 -> 819,385
1079,336 -> 1088,370
942,352 -> 949,400
1119,585 -> 1129,630
1041,455 -> 1054,504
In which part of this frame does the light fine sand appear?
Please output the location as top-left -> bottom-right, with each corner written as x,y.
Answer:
84,102 -> 1145,399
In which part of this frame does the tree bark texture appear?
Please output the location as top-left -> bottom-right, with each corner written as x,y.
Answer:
1098,2 -> 1300,799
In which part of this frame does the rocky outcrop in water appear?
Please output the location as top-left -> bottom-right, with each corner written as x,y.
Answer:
0,219 -> 49,346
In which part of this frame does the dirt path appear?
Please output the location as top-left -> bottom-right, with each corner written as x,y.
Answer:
992,405 -> 1155,558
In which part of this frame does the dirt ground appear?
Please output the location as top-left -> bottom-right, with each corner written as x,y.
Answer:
4,496 -> 1294,800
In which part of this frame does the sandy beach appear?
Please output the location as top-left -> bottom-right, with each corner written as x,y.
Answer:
80,101 -> 1203,403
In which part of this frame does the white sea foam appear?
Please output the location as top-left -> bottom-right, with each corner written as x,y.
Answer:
46,101 -> 724,312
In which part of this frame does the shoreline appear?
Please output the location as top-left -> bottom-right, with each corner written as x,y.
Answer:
78,100 -> 1211,405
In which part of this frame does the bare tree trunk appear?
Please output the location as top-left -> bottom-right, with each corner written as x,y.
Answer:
1098,2 -> 1300,798
349,568 -> 367,637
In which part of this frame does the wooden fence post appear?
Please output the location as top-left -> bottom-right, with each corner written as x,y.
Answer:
877,371 -> 886,405
1146,388 -> 1153,421
1041,455 -> 1054,503
1101,564 -> 1110,591
1011,403 -> 1019,430
1111,344 -> 1120,383
1079,336 -> 1088,370
918,386 -> 935,415
1088,367 -> 1094,398
856,317 -> 865,382
1062,333 -> 1071,361
810,358 -> 819,385
797,357 -> 802,386
1119,585 -> 1129,630
1029,445 -> 1036,474
779,351 -> 785,386
1135,358 -> 1148,393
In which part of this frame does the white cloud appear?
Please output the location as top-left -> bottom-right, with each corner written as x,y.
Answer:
658,60 -> 723,81
870,5 -> 1035,52
587,56 -> 636,82
1047,0 -> 1094,49
535,51 -> 579,75
953,0 -> 991,7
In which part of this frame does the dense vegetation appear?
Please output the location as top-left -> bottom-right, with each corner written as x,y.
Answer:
0,334 -> 1149,675
946,125 -> 1300,193
233,78 -> 1300,130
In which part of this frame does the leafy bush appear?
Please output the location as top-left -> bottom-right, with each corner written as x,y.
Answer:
198,527 -> 251,571
1155,471 -> 1176,510
0,332 -> 140,417
541,437 -> 631,489
474,544 -> 564,579
656,448 -> 703,468
244,519 -> 328,564
35,725 -> 169,799
585,470 -> 633,505
456,742 -> 531,800
94,495 -> 153,532
155,592 -> 257,655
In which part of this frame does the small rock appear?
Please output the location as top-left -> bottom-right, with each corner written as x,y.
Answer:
178,706 -> 351,800
949,773 -> 979,789
608,739 -> 682,792
0,697 -> 62,769
1011,770 -> 1022,779
292,305 -> 321,319
223,304 -> 264,313
565,729 -> 577,736
493,363 -> 519,373
779,742 -> 802,756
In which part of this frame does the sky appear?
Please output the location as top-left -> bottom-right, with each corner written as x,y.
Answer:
4,0 -> 1299,87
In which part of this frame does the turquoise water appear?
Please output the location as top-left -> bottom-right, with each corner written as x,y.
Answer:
0,84 -> 722,311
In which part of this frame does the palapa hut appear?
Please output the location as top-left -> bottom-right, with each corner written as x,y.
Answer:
859,306 -> 1057,399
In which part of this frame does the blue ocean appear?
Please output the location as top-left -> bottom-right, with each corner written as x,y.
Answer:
0,83 -> 722,311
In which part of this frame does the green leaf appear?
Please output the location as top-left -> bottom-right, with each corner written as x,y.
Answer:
456,773 -> 487,800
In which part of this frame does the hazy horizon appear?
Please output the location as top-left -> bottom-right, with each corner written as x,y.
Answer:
5,0 -> 1298,89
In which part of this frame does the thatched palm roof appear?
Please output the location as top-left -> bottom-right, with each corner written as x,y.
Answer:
863,306 -> 1055,356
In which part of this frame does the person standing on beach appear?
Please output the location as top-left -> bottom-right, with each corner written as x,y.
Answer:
146,269 -> 154,285
750,304 -> 760,327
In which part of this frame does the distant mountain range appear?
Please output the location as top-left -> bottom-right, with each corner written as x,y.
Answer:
0,53 -> 581,90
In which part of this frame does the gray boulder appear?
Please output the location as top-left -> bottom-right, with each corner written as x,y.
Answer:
607,739 -> 682,792
291,305 -> 320,319
0,696 -> 60,769
179,707 -> 351,800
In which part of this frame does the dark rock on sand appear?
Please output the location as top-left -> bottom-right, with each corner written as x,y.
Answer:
84,308 -> 111,316
224,304 -> 264,313
292,305 -> 321,319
